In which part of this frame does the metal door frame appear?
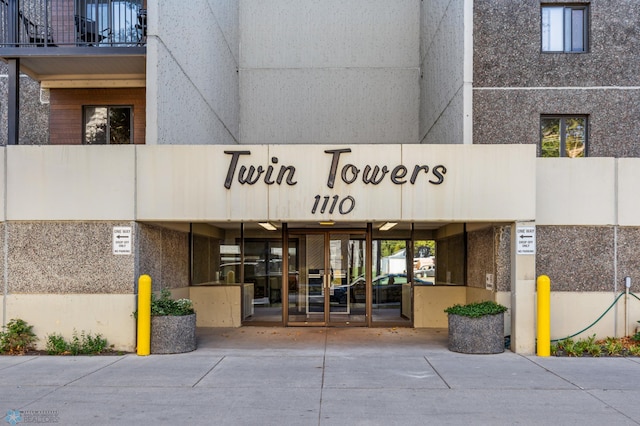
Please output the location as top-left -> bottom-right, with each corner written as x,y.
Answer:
285,227 -> 370,326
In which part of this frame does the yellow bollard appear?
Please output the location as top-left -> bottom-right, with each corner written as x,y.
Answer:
537,275 -> 551,357
137,274 -> 152,356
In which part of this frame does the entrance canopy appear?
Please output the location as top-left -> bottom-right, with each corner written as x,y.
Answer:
1,144 -> 535,223
136,144 -> 536,223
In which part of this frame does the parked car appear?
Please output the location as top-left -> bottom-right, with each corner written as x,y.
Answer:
332,273 -> 433,305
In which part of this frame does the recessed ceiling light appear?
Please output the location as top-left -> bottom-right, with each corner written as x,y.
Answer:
379,222 -> 398,231
258,222 -> 277,231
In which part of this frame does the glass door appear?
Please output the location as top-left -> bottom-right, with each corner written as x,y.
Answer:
287,231 -> 366,325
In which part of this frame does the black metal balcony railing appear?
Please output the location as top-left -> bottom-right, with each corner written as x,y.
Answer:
0,0 -> 145,47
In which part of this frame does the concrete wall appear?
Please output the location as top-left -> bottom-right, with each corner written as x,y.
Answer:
239,0 -> 420,144
474,0 -> 640,88
548,292 -> 636,342
6,145 -> 136,220
414,286 -> 510,337
189,286 -> 242,327
138,223 -> 190,291
414,285 -> 465,328
2,294 -> 137,351
466,225 -> 511,292
0,64 -> 49,146
146,0 -> 239,145
473,0 -> 640,157
474,88 -> 640,156
136,144 -> 536,222
420,0 -> 470,145
536,158 -> 640,293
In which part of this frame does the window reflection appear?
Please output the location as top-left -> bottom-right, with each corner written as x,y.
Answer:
77,0 -> 143,45
83,106 -> 132,144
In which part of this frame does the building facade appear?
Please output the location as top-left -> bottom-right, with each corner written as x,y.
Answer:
0,0 -> 638,354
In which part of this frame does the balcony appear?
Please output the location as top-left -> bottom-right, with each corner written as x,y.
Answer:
0,0 -> 146,80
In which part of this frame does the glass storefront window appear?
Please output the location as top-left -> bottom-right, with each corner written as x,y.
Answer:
372,223 -> 412,324
191,223 -> 240,285
241,224 -> 289,323
189,222 -> 454,326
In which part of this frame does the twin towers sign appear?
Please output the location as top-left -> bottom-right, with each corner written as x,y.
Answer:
133,144 -> 534,222
223,148 -> 447,216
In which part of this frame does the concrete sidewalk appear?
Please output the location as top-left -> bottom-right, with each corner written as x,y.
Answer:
1,327 -> 640,425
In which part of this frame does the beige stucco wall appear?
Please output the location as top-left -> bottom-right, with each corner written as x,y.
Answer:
618,159 -> 640,226
2,294 -> 137,351
413,286 -> 465,328
136,144 -> 536,223
537,158 -> 640,227
548,292 -> 636,341
414,286 -> 512,337
189,286 -> 242,327
6,146 -> 136,221
0,144 -> 534,224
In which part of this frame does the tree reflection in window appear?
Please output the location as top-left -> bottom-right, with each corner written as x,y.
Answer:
541,116 -> 586,158
84,106 -> 132,144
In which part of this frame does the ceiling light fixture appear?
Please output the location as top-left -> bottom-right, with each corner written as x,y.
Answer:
258,222 -> 277,231
379,222 -> 398,231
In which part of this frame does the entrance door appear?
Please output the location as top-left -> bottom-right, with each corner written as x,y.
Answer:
287,231 -> 367,325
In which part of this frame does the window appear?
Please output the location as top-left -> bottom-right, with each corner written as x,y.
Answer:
540,116 -> 587,158
83,106 -> 132,144
541,5 -> 588,52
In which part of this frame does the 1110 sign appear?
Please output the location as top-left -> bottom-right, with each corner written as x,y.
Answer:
311,195 -> 355,215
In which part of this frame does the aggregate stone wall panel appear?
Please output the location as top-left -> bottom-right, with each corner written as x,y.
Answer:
138,224 -> 163,290
473,89 -> 640,158
495,226 -> 511,292
616,227 -> 640,290
536,226 -> 615,291
138,223 -> 189,291
8,222 -> 135,294
467,227 -> 494,289
162,228 -> 189,289
0,64 -> 50,146
474,0 -> 640,87
473,0 -> 640,157
466,226 -> 512,292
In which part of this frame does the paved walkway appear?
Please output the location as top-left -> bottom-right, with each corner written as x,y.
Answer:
1,327 -> 640,425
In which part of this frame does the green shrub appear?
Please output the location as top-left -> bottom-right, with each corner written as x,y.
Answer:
556,338 -> 579,356
604,337 -> 624,356
576,335 -> 601,357
444,301 -> 507,318
46,333 -> 68,355
45,330 -> 109,355
628,345 -> 640,356
0,318 -> 38,355
150,289 -> 195,316
80,332 -> 109,354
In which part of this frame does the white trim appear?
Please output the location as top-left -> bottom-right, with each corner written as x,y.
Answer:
462,0 -> 474,145
475,86 -> 640,91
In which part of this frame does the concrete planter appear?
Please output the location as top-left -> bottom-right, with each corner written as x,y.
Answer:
151,313 -> 196,354
447,312 -> 505,354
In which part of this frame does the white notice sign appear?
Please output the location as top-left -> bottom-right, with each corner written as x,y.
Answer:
516,226 -> 535,255
113,226 -> 132,255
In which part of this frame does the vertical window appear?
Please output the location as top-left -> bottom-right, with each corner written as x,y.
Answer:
83,106 -> 132,144
541,5 -> 588,52
540,116 -> 587,158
